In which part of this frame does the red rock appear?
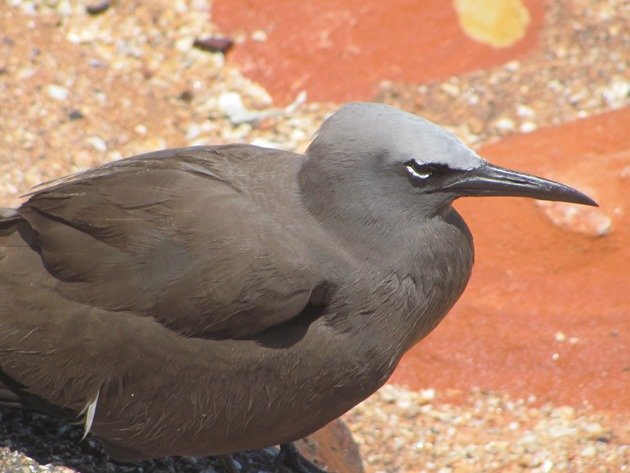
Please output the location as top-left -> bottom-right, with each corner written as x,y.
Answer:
212,0 -> 544,104
390,108 -> 630,412
535,199 -> 612,237
299,419 -> 365,473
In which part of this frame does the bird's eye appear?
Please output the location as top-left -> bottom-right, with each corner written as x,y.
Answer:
406,161 -> 431,179
405,160 -> 450,180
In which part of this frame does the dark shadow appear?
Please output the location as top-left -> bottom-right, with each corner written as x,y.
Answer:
256,302 -> 326,349
0,407 -> 283,472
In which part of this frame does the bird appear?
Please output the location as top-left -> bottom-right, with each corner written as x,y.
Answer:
0,102 -> 595,472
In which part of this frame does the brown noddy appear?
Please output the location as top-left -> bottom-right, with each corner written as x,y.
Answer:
0,103 -> 595,471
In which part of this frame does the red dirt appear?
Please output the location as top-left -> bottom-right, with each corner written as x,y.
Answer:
390,109 -> 630,412
213,0 -> 545,105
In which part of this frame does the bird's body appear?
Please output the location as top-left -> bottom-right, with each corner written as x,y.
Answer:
0,143 -> 472,460
0,103 -> 594,463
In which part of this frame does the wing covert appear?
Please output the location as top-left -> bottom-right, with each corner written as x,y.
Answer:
19,147 -> 322,338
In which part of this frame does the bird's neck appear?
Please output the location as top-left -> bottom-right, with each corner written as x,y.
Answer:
320,209 -> 475,375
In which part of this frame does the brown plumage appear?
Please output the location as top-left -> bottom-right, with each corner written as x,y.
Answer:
0,103 -> 595,465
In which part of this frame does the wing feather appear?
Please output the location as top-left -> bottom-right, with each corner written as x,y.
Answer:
17,146 -> 321,338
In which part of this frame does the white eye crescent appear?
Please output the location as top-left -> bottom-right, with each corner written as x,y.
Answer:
406,163 -> 431,179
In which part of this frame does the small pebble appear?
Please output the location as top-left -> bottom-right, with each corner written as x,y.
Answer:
186,123 -> 202,140
179,90 -> 193,102
218,92 -> 247,120
86,0 -> 111,15
495,117 -> 515,131
68,109 -> 85,120
520,121 -> 537,132
193,36 -> 234,54
251,30 -> 268,42
47,84 -> 69,101
440,82 -> 460,97
419,388 -> 436,403
87,136 -> 107,152
516,104 -> 536,118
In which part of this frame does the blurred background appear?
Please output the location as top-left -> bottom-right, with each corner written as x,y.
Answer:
0,0 -> 628,472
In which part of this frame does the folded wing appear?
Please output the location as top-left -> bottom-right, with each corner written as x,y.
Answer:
15,146 -> 321,338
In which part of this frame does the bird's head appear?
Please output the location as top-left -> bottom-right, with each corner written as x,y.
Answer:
303,102 -> 596,221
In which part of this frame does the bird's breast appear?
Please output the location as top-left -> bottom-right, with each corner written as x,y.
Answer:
334,211 -> 474,364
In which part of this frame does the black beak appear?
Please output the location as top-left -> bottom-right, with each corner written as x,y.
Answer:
442,163 -> 598,206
